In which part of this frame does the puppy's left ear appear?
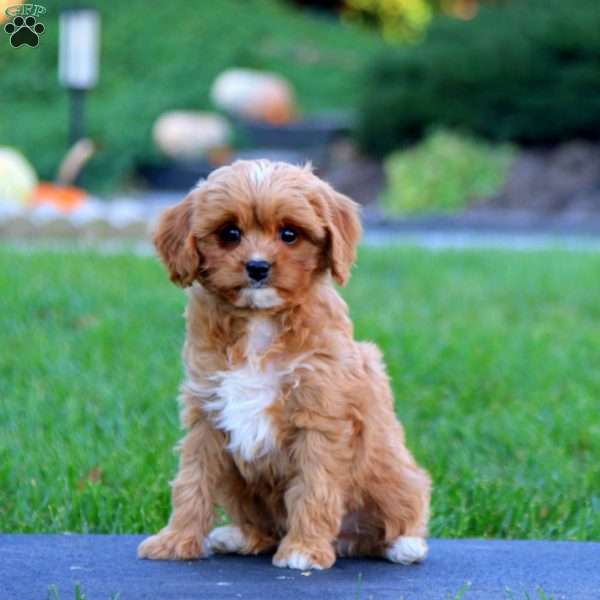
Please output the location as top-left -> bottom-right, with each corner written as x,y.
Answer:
318,183 -> 362,286
153,192 -> 201,287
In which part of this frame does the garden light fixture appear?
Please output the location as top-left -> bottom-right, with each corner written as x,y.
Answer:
58,7 -> 100,144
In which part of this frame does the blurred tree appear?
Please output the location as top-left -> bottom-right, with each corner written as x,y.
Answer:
289,0 -> 502,41
343,0 -> 433,40
358,0 -> 600,154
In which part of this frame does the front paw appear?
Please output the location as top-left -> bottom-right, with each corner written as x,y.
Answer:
138,528 -> 207,560
273,540 -> 335,570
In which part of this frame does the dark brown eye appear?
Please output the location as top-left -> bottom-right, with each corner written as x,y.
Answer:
280,227 -> 298,245
219,224 -> 242,244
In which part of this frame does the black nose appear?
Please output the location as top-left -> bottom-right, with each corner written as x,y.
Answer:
246,260 -> 271,282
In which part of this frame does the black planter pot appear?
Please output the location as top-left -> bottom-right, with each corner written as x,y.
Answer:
233,111 -> 353,152
136,159 -> 215,190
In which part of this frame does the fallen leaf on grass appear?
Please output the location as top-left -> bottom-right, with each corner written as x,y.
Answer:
77,467 -> 103,490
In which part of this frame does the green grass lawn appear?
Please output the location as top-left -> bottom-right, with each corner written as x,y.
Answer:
1,245 -> 599,539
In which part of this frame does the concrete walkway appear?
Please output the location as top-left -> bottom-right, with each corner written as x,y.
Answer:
4,198 -> 600,253
2,535 -> 599,599
361,230 -> 600,251
5,227 -> 600,257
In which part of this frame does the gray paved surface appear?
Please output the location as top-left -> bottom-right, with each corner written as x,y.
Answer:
6,229 -> 600,256
1,535 -> 600,599
361,230 -> 600,251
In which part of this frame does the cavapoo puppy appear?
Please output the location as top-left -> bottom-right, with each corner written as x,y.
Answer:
138,160 -> 431,570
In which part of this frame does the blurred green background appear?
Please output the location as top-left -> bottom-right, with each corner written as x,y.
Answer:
1,0 -> 599,544
1,0 -> 383,192
2,0 -> 598,209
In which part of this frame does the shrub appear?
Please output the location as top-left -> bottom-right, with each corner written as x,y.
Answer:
383,129 -> 514,214
358,0 -> 600,156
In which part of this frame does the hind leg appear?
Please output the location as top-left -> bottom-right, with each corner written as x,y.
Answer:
355,341 -> 431,563
384,535 -> 428,565
209,472 -> 279,556
335,507 -> 386,558
207,524 -> 278,555
368,447 -> 431,564
334,503 -> 428,564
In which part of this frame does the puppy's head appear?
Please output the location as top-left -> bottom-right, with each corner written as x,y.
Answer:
154,160 -> 361,309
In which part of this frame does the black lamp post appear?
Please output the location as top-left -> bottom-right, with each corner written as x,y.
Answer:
58,8 -> 100,145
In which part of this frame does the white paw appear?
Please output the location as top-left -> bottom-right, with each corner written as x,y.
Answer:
272,550 -> 324,571
385,536 -> 428,565
207,525 -> 247,554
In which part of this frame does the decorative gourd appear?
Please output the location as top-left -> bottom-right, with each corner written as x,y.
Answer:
32,183 -> 86,213
0,147 -> 38,206
153,111 -> 232,160
211,69 -> 296,125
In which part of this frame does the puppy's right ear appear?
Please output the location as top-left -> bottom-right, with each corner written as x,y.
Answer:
153,193 -> 201,287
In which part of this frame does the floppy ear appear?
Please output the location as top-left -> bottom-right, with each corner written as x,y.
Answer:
153,193 -> 201,287
318,183 -> 362,286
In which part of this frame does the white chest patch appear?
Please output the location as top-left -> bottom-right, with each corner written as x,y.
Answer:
203,318 -> 280,461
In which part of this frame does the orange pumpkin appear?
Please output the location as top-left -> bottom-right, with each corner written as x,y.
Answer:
32,183 -> 87,213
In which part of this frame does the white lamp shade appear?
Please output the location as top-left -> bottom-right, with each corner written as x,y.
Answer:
59,9 -> 100,90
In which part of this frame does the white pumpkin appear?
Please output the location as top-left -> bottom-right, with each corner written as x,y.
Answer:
0,147 -> 38,206
153,111 -> 232,160
211,68 -> 296,124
